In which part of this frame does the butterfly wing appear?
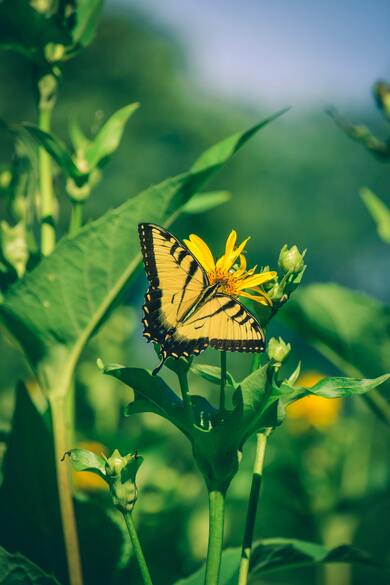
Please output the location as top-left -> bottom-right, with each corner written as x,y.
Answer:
169,294 -> 265,355
138,223 -> 209,353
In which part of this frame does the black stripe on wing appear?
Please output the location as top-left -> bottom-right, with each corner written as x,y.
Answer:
209,296 -> 266,353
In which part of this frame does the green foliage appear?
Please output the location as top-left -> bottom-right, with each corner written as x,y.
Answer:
0,0 -> 103,64
182,191 -> 232,214
191,364 -> 238,389
0,546 -> 61,584
283,283 -> 390,380
174,539 -> 383,584
360,187 -> 390,244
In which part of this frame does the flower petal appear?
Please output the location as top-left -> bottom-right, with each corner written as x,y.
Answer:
183,234 -> 215,273
236,270 -> 277,290
240,290 -> 272,306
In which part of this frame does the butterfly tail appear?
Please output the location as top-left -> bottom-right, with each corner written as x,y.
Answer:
152,355 -> 167,376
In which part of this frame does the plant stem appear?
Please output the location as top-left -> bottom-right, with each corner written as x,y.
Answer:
123,512 -> 153,585
178,370 -> 194,425
38,105 -> 56,255
69,202 -> 84,236
204,490 -> 225,585
238,431 -> 269,585
219,351 -> 227,411
50,396 -> 83,585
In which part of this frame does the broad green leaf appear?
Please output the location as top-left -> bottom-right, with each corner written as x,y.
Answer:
23,124 -> 82,179
283,284 -> 390,380
250,538 -> 383,576
0,115 -> 285,399
309,374 -> 390,398
85,103 -> 140,169
191,364 -> 237,389
174,548 -> 240,585
182,190 -> 231,214
68,118 -> 90,152
0,383 -> 67,582
360,187 -> 390,243
62,448 -> 106,479
0,546 -> 62,584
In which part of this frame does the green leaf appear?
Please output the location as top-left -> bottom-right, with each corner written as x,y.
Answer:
182,190 -> 231,214
0,546 -> 62,584
250,538 -> 383,576
191,364 -> 237,389
23,124 -> 82,179
62,448 -> 106,479
85,103 -> 140,169
0,383 -> 67,581
106,366 -> 188,434
174,548 -> 240,585
68,118 -> 90,152
309,374 -> 390,398
283,284 -> 390,379
360,187 -> 390,244
0,115 -> 284,400
70,0 -> 103,49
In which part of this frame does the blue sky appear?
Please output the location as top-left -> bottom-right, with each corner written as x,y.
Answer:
114,0 -> 389,108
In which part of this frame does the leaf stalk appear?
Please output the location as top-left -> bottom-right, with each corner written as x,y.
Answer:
123,511 -> 154,585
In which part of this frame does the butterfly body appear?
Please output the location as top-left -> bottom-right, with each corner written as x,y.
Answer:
138,223 -> 265,374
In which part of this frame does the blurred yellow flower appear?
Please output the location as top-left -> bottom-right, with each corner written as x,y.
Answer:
287,371 -> 342,431
184,229 -> 276,306
73,441 -> 108,493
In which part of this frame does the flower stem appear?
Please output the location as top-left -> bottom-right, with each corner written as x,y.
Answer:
219,351 -> 227,411
178,370 -> 194,425
238,431 -> 269,585
204,490 -> 225,585
38,104 -> 56,255
50,395 -> 83,585
123,511 -> 154,585
69,202 -> 84,236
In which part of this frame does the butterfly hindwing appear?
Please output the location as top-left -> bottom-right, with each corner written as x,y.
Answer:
175,294 -> 265,353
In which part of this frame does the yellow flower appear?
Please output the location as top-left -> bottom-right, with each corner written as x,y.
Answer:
287,371 -> 342,431
184,229 -> 277,306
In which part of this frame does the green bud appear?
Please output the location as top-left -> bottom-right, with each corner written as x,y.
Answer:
37,73 -> 58,111
44,43 -> 66,64
0,170 -> 12,191
267,337 -> 291,364
373,80 -> 390,119
104,449 -> 143,513
278,244 -> 305,273
0,221 -> 28,278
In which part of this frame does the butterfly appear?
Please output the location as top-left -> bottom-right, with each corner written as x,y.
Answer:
138,223 -> 266,374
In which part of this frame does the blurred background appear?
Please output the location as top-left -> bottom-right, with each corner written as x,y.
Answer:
0,1 -> 389,583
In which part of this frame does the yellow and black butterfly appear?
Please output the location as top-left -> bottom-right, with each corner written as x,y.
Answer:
138,223 -> 266,374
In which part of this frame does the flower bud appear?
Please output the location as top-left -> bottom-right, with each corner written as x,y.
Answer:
373,81 -> 390,119
278,244 -> 305,273
105,449 -> 132,477
267,337 -> 291,364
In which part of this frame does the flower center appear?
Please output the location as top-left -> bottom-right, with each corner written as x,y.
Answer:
208,268 -> 238,296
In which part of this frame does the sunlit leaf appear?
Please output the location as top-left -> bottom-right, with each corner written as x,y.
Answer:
250,538 -> 383,576
62,448 -> 106,479
182,190 -> 231,214
85,103 -> 140,169
360,187 -> 390,244
308,374 -> 390,398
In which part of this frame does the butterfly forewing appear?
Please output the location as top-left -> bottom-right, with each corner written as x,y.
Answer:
138,223 -> 208,345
